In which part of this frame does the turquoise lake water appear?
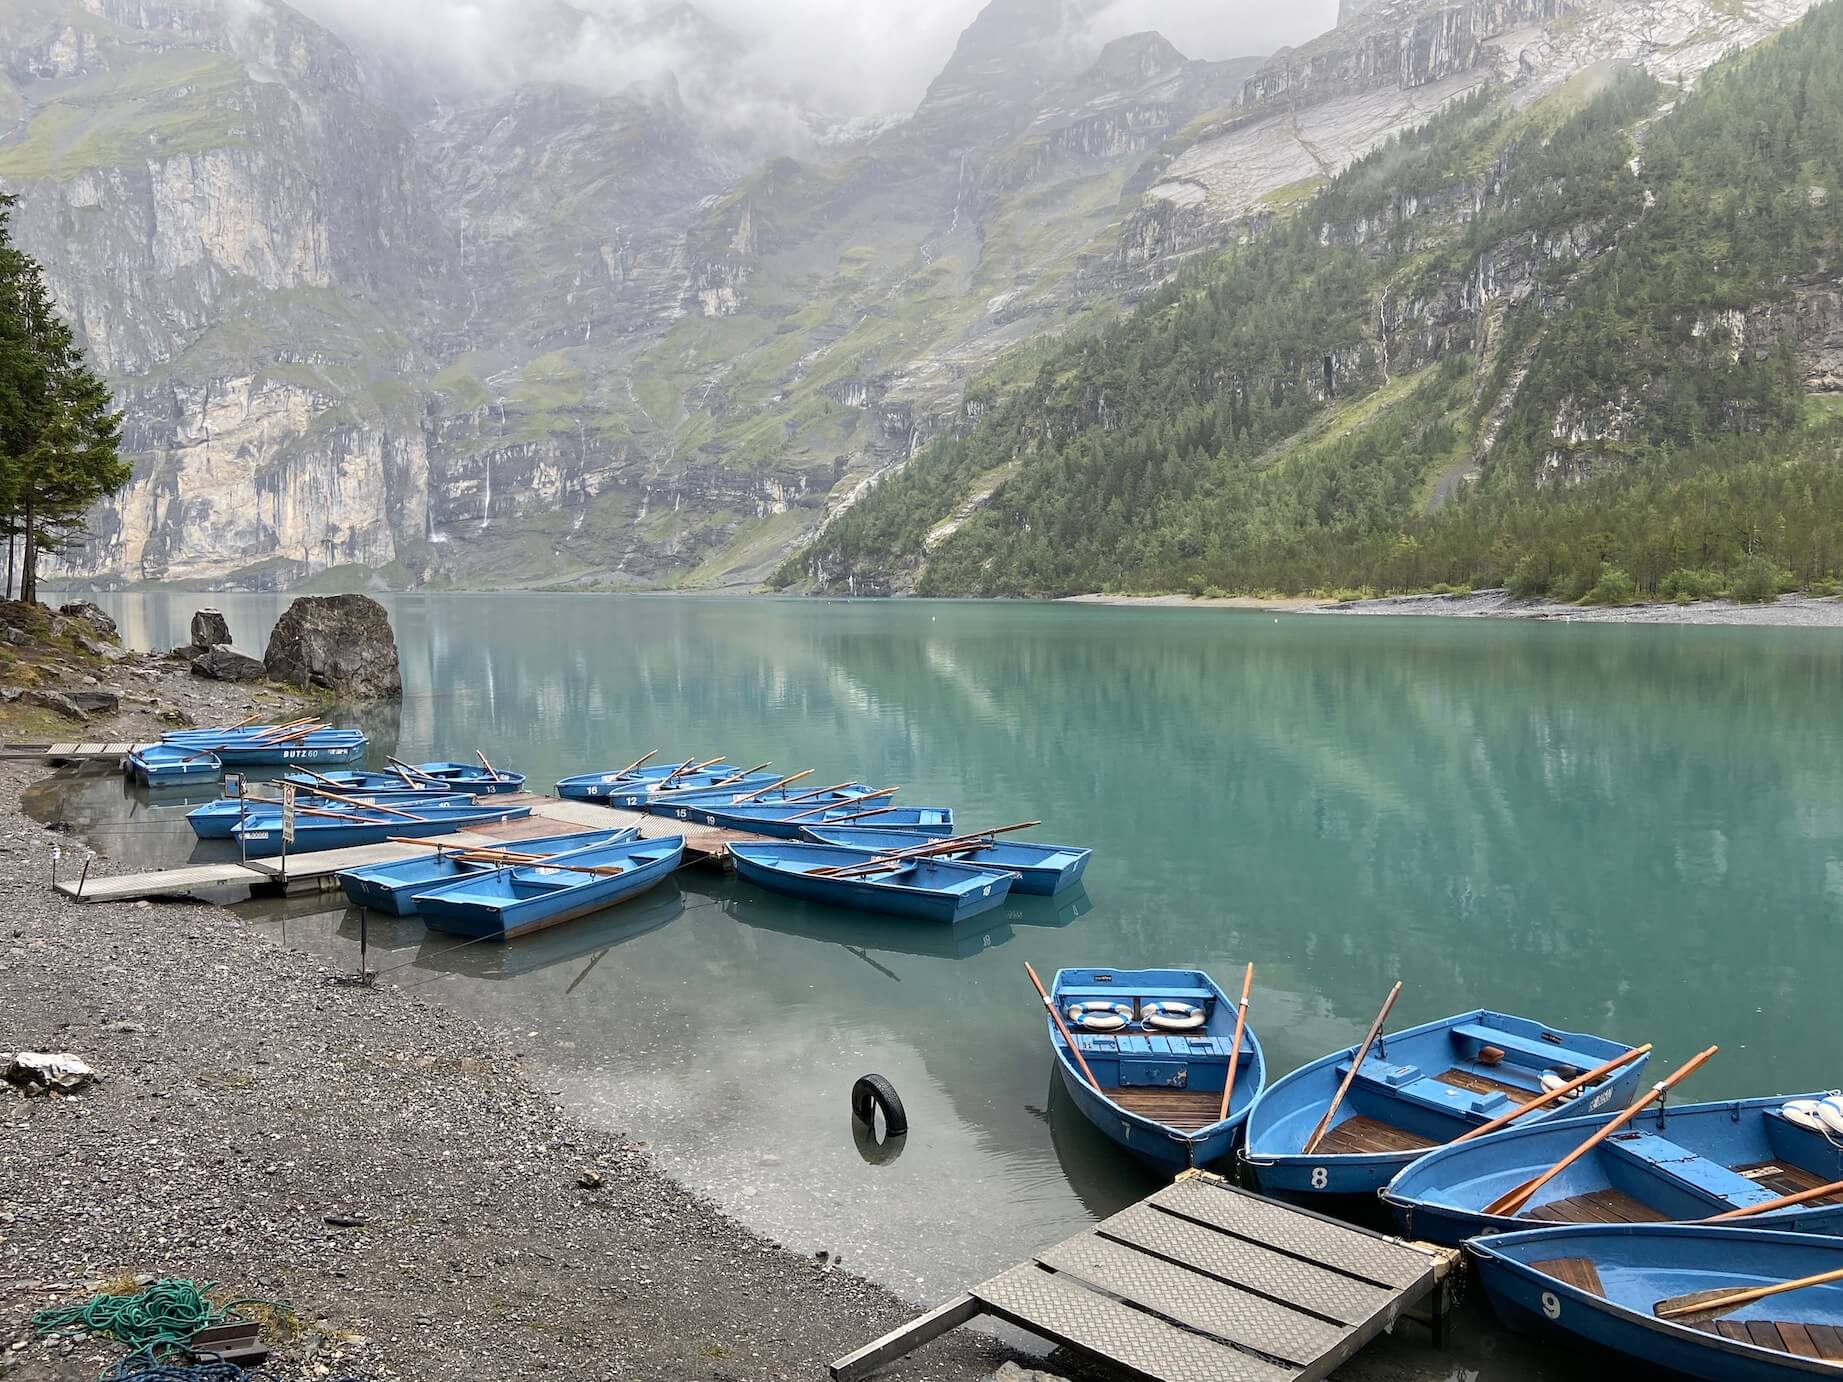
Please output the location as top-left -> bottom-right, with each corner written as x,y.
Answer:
43,591 -> 1843,1379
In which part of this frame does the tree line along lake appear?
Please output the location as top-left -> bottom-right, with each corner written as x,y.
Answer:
40,590 -> 1843,1376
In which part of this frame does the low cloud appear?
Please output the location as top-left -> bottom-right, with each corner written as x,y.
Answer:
275,0 -> 1337,119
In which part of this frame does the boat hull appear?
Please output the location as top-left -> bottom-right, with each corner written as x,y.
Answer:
415,838 -> 685,940
673,804 -> 954,839
1471,1225 -> 1843,1382
1384,1094 -> 1843,1245
1046,967 -> 1265,1173
337,829 -> 634,916
802,827 -> 1091,895
233,805 -> 531,857
1242,1009 -> 1647,1200
129,747 -> 222,787
729,843 -> 1011,922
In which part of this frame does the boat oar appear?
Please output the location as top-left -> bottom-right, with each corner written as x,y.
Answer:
226,713 -> 261,730
308,789 -> 432,823
733,770 -> 815,803
294,804 -> 373,822
703,763 -> 771,791
1704,1176 -> 1843,1223
1655,1266 -> 1843,1322
1026,961 -> 1099,1091
254,719 -> 327,744
808,822 -> 1042,876
781,780 -> 855,804
475,749 -> 500,780
612,749 -> 659,778
1217,963 -> 1255,1124
819,803 -> 921,826
782,788 -> 898,823
1302,981 -> 1403,1156
1484,1045 -> 1721,1218
1451,1043 -> 1655,1144
290,766 -> 351,790
661,756 -> 726,787
387,756 -> 446,785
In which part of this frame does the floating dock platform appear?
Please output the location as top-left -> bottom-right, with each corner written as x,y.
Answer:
831,1171 -> 1457,1382
3,741 -> 152,764
54,792 -> 773,902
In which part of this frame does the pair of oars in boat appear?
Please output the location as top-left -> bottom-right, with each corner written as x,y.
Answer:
1020,961 -> 1259,1129
387,836 -> 628,877
810,821 -> 1042,879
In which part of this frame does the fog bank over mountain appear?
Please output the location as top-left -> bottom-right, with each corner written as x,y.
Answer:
276,0 -> 1337,116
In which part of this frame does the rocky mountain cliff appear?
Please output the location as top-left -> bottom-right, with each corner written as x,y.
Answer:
0,0 -> 1817,590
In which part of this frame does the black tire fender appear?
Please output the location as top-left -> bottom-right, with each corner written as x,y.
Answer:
850,1073 -> 908,1137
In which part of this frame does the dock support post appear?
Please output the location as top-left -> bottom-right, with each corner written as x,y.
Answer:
360,906 -> 369,984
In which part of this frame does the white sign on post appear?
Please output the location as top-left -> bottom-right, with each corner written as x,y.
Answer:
281,783 -> 297,845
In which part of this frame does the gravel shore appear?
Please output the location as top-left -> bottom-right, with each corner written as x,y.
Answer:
0,661 -> 1011,1380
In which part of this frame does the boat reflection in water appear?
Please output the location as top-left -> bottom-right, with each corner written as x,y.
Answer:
1044,1069 -> 1166,1221
410,877 -> 687,980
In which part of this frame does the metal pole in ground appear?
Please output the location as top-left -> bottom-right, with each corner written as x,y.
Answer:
360,906 -> 370,984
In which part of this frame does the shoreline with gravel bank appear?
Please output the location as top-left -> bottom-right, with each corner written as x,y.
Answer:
1063,588 -> 1843,626
0,649 -> 1013,1381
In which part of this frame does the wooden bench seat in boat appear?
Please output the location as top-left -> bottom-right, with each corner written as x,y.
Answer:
1448,1022 -> 1603,1075
1603,1131 -> 1783,1208
1338,1056 -> 1526,1120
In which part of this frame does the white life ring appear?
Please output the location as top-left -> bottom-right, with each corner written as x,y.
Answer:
1783,1099 -> 1828,1132
1143,1000 -> 1206,1032
1066,1002 -> 1132,1032
1821,1096 -> 1843,1137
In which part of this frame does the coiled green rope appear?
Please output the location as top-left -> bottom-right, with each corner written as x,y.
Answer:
29,1279 -> 290,1361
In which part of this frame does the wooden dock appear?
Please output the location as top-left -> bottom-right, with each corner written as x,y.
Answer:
3,741 -> 151,764
831,1172 -> 1458,1382
55,792 -> 775,902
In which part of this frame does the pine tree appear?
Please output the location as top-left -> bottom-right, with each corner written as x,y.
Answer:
0,194 -> 127,603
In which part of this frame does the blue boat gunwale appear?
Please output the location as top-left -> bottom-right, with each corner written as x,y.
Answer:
412,835 -> 687,940
1470,1222 -> 1843,1371
1383,1092 -> 1843,1240
1048,965 -> 1268,1157
1243,1008 -> 1645,1168
727,840 -> 1016,898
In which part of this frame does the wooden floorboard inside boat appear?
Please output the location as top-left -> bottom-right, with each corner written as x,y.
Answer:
1527,1187 -> 1667,1225
1105,1087 -> 1224,1133
1433,1068 -> 1542,1103
1532,1257 -> 1605,1298
1314,1115 -> 1433,1156
1732,1160 -> 1843,1206
1692,1319 -> 1843,1360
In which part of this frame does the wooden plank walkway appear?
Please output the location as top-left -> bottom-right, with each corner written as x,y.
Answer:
830,1172 -> 1458,1382
56,792 -> 775,901
5,741 -> 151,764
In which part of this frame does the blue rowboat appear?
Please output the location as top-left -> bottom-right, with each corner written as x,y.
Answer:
555,762 -> 772,801
667,802 -> 952,839
127,744 -> 222,787
1241,1010 -> 1647,1200
230,801 -> 530,856
640,782 -> 874,815
336,828 -> 638,916
188,791 -> 473,840
1047,966 -> 1265,1172
1470,1224 -> 1843,1379
729,841 -> 1013,923
166,731 -> 369,767
414,835 -> 686,941
1384,1095 -> 1843,1245
398,761 -> 526,794
293,763 -> 524,794
802,827 -> 1092,895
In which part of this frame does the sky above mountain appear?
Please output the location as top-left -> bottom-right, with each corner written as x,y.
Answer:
277,0 -> 1337,117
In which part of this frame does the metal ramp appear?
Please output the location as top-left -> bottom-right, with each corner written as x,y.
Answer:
830,1173 -> 1457,1382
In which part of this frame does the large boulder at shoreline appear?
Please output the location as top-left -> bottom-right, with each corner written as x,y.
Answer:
189,608 -> 232,649
57,602 -> 119,643
189,645 -> 267,682
21,688 -> 87,721
263,594 -> 401,699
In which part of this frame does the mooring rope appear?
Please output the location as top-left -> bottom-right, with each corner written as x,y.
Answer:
29,1279 -> 299,1380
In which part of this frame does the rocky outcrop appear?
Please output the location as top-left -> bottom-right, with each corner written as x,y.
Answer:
189,610 -> 232,650
263,595 -> 402,699
57,602 -> 118,643
189,646 -> 267,682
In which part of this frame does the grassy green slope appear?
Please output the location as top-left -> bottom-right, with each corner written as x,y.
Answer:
783,1 -> 1843,602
